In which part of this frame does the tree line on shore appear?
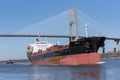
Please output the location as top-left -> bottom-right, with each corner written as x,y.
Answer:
101,51 -> 120,58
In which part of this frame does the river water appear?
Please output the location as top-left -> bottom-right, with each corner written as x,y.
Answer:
0,59 -> 120,80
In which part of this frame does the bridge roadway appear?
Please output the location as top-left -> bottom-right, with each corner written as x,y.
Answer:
0,34 -> 82,38
0,34 -> 120,41
0,34 -> 70,38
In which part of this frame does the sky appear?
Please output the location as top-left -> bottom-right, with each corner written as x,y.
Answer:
0,0 -> 120,60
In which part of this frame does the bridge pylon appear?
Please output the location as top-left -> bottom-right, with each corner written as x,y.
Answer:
68,7 -> 79,41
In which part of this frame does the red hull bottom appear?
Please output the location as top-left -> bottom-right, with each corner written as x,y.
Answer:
30,53 -> 101,65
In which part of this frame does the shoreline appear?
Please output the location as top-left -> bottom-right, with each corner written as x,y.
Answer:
0,59 -> 29,63
101,51 -> 120,59
1,52 -> 120,63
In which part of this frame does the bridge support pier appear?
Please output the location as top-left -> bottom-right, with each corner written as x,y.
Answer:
114,40 -> 120,53
102,47 -> 105,54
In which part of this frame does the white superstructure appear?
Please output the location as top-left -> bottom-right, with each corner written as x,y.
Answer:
27,39 -> 53,53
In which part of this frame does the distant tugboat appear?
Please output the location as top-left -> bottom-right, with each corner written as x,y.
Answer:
7,60 -> 14,64
26,8 -> 106,65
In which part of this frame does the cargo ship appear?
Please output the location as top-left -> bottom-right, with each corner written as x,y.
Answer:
26,8 -> 106,65
27,37 -> 105,65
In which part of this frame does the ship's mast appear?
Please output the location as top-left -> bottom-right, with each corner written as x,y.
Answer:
68,7 -> 79,41
84,23 -> 88,37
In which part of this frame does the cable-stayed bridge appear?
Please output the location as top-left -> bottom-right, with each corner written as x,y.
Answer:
0,7 -> 120,54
